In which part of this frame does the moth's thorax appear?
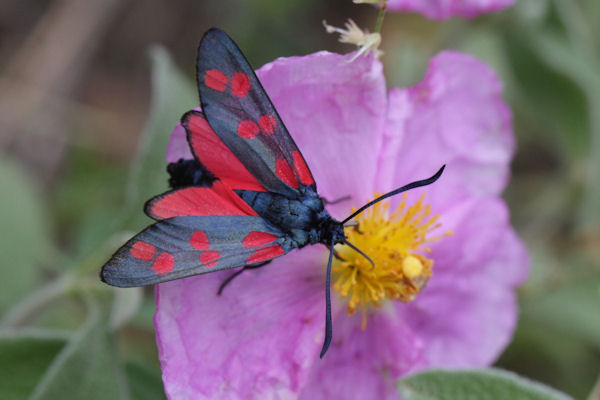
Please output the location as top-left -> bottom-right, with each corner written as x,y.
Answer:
235,189 -> 345,248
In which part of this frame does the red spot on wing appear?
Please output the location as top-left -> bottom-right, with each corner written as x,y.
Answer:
293,151 -> 314,186
276,158 -> 299,189
130,241 -> 156,261
200,250 -> 220,267
247,245 -> 285,263
242,231 -> 278,248
152,252 -> 175,274
185,112 -> 266,191
190,231 -> 209,250
147,181 -> 258,219
205,69 -> 228,91
258,115 -> 276,135
237,120 -> 260,139
231,73 -> 250,97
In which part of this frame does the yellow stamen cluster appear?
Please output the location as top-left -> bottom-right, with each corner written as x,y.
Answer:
333,194 -> 451,326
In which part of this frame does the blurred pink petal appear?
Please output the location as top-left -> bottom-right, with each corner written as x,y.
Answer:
387,0 -> 515,19
378,51 -> 514,213
155,247 -> 327,400
299,311 -> 426,400
155,49 -> 528,400
257,52 -> 386,219
401,197 -> 529,367
166,123 -> 193,163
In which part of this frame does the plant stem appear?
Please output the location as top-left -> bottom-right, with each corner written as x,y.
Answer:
587,372 -> 600,400
0,276 -> 72,327
374,0 -> 387,33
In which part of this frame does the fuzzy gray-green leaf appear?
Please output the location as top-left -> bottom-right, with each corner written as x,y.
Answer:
397,368 -> 573,400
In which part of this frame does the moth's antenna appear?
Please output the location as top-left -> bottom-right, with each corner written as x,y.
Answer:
343,239 -> 374,268
320,166 -> 444,358
320,239 -> 335,358
341,165 -> 445,225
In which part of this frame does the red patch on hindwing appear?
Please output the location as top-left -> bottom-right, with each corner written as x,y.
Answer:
237,120 -> 260,139
205,69 -> 229,91
231,73 -> 250,97
130,241 -> 156,261
293,151 -> 314,186
242,231 -> 278,248
185,113 -> 265,192
190,231 -> 209,250
152,252 -> 175,274
276,158 -> 299,188
200,250 -> 220,267
258,115 -> 276,135
147,182 -> 258,219
247,245 -> 285,263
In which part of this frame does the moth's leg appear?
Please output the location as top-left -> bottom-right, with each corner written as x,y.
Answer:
217,261 -> 271,295
322,195 -> 351,205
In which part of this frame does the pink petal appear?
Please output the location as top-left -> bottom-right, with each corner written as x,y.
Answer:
299,311 -> 427,400
399,197 -> 529,367
387,0 -> 515,19
166,123 -> 194,163
404,281 -> 519,368
257,52 -> 387,219
154,48 -> 529,398
377,51 -> 514,213
432,197 -> 529,284
155,246 -> 329,400
166,107 -> 201,163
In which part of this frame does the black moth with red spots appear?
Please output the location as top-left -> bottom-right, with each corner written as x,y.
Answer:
100,28 -> 444,357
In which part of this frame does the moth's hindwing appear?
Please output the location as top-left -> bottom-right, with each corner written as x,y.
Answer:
144,180 -> 258,220
182,110 -> 266,192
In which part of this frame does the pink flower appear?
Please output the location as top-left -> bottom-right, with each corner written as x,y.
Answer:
386,0 -> 515,20
155,50 -> 528,399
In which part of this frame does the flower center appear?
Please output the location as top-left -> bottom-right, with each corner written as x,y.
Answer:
333,194 -> 451,326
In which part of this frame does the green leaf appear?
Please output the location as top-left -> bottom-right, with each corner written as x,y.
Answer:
504,29 -> 590,160
108,287 -> 143,331
0,331 -> 67,400
122,45 -> 196,230
397,368 -> 574,400
458,27 -> 513,85
583,0 -> 600,39
51,147 -> 128,262
0,158 -> 52,315
125,362 -> 166,400
522,279 -> 600,350
496,315 -> 600,399
510,28 -> 600,230
30,296 -> 128,400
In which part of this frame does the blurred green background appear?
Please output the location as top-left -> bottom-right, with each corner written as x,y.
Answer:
0,0 -> 599,399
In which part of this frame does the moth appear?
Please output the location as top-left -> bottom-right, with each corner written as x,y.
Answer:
101,28 -> 444,357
